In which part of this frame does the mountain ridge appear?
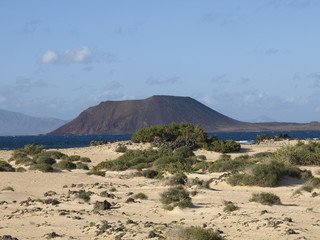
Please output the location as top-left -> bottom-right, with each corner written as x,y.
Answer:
49,95 -> 320,135
0,109 -> 66,136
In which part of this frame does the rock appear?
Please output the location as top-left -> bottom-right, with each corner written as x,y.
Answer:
148,231 -> 160,238
0,235 -> 19,240
260,210 -> 268,215
284,217 -> 293,222
43,232 -> 62,239
125,197 -> 135,203
286,228 -> 299,234
115,233 -> 126,240
44,191 -> 57,197
93,200 -> 111,211
43,199 -> 60,206
100,191 -> 117,199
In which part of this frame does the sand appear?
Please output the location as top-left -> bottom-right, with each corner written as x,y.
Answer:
0,140 -> 320,239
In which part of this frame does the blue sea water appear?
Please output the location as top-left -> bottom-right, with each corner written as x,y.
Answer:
0,130 -> 320,150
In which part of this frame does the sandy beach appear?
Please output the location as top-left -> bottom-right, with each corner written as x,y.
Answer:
0,140 -> 320,239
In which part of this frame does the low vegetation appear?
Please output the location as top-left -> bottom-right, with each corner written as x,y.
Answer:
132,122 -> 240,153
223,200 -> 239,212
133,192 -> 148,200
166,226 -> 224,240
0,161 -> 15,172
227,160 -> 311,187
250,192 -> 281,205
8,145 -> 91,173
160,186 -> 193,210
275,140 -> 320,165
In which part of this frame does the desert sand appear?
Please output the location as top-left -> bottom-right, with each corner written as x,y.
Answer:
0,140 -> 320,240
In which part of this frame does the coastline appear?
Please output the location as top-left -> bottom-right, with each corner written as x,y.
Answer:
0,140 -> 319,239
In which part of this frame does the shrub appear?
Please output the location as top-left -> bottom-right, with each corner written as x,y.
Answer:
13,144 -> 44,157
0,161 -> 15,172
29,163 -> 53,172
115,144 -> 128,153
133,193 -> 148,200
77,190 -> 91,202
1,186 -> 14,191
223,200 -> 239,212
166,226 -> 223,240
275,141 -> 320,165
76,162 -> 89,170
35,156 -> 56,165
139,169 -> 159,179
250,192 -> 281,205
69,155 -> 81,162
16,167 -> 26,172
53,160 -> 76,170
132,122 -> 240,153
208,155 -> 255,172
207,139 -> 241,153
80,157 -> 92,163
173,146 -> 195,158
110,187 -> 117,192
197,155 -> 207,160
167,173 -> 188,185
153,156 -> 197,173
160,186 -> 193,210
15,157 -> 35,166
227,160 -> 309,187
193,161 -> 209,171
187,177 -> 211,189
87,170 -> 105,177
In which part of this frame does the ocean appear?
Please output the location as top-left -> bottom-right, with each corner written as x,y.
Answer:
0,130 -> 320,150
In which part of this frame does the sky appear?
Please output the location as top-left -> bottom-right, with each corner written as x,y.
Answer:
1,0 -> 320,123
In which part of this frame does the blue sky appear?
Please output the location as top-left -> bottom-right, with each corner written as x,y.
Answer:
1,0 -> 320,123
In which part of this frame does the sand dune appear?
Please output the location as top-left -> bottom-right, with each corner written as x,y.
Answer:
0,140 -> 319,239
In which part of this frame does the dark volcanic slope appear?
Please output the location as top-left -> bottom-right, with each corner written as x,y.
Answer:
49,95 -> 320,135
49,95 -> 246,135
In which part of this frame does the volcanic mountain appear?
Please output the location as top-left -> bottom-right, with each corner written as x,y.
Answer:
49,95 -> 320,135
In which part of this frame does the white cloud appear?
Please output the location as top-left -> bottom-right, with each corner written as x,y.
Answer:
40,46 -> 95,65
42,50 -> 58,64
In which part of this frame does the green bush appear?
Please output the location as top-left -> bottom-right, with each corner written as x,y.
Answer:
173,146 -> 195,158
35,156 -> 56,165
115,144 -> 128,153
13,144 -> 44,157
77,190 -> 91,202
1,186 -> 14,191
223,200 -> 239,212
0,161 -> 15,172
167,173 -> 188,185
166,226 -> 223,240
227,160 -> 309,187
133,193 -> 148,200
139,169 -> 159,179
76,162 -> 89,170
132,122 -> 240,153
160,185 -> 193,210
16,167 -> 26,172
207,139 -> 241,153
275,141 -> 320,165
187,177 -> 211,189
80,157 -> 92,163
250,192 -> 281,205
153,156 -> 197,173
208,155 -> 255,172
69,155 -> 81,162
53,160 -> 76,170
87,170 -> 105,177
15,157 -> 35,166
29,163 -> 53,172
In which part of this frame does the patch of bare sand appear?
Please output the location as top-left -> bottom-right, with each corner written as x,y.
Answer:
0,140 -> 319,239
